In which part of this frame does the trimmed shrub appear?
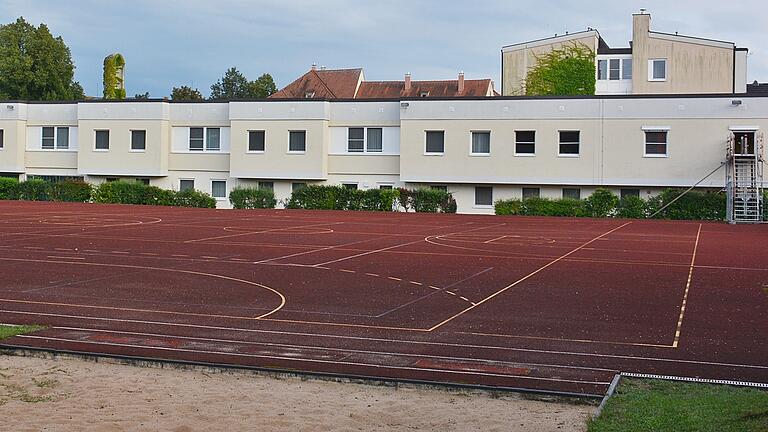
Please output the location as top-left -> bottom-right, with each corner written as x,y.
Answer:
522,197 -> 587,217
144,186 -> 177,206
50,180 -> 92,202
92,181 -> 147,205
616,195 -> 646,218
17,179 -> 50,201
362,188 -> 400,211
173,189 -> 216,208
0,177 -> 20,200
287,185 -> 404,212
494,198 -> 523,215
398,188 -> 456,213
647,189 -> 726,221
229,187 -> 277,209
585,188 -> 618,217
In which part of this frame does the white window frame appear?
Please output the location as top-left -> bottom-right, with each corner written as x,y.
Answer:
130,129 -> 146,152
424,130 -> 445,155
473,186 -> 493,208
188,127 -> 223,152
94,129 -> 110,152
378,183 -> 394,189
40,126 -> 71,151
469,131 -> 491,156
642,126 -> 670,158
288,130 -> 307,154
557,130 -> 580,158
648,59 -> 667,82
514,130 -> 536,157
211,179 -> 227,200
247,130 -> 266,153
347,127 -> 365,153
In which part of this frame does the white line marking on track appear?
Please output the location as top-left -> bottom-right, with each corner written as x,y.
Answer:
672,223 -> 702,348
387,277 -> 402,282
365,273 -> 379,277
46,256 -> 85,260
339,269 -> 356,274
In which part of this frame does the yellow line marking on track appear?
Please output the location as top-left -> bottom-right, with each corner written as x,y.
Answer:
427,222 -> 633,332
672,223 -> 702,348
459,331 -> 674,348
46,256 -> 85,260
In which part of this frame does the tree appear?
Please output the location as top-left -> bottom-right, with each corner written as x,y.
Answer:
133,92 -> 150,99
0,17 -> 85,100
210,67 -> 277,99
524,42 -> 596,96
171,85 -> 203,101
103,53 -> 126,99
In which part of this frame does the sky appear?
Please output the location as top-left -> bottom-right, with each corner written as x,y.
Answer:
2,0 -> 767,97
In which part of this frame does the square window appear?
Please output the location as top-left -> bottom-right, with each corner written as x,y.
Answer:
622,58 -> 633,79
366,128 -> 383,152
292,182 -> 307,192
258,181 -> 274,191
56,127 -> 69,149
559,131 -> 580,155
180,179 -> 195,191
42,127 -> 55,149
563,188 -> 581,200
211,180 -> 226,198
131,130 -> 146,151
649,59 -> 666,81
189,127 -> 204,151
644,130 -> 668,156
609,59 -> 620,80
522,187 -> 540,199
425,131 -> 444,153
515,130 -> 535,155
249,130 -> 265,152
347,127 -> 364,152
206,128 -> 221,151
342,183 -> 358,190
471,131 -> 490,154
95,130 -> 110,150
474,186 -> 493,206
620,188 -> 640,198
289,130 -> 306,152
597,59 -> 607,80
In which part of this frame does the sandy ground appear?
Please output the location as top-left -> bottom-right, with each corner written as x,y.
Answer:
0,354 -> 593,431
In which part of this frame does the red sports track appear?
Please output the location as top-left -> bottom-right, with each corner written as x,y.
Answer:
0,201 -> 766,397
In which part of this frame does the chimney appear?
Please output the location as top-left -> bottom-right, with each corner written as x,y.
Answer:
311,63 -> 317,71
632,10 -> 651,37
404,73 -> 411,92
458,71 -> 465,94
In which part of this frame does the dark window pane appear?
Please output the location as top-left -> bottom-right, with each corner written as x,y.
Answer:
292,182 -> 306,192
249,130 -> 265,152
348,127 -> 364,152
516,143 -> 536,154
180,179 -> 194,191
131,130 -> 146,150
379,184 -> 393,189
0,129 -> 3,148
206,128 -> 221,151
348,128 -> 364,140
289,131 -> 306,152
622,58 -> 633,79
211,180 -> 226,198
474,186 -> 493,206
367,128 -> 383,152
95,130 -> 109,150
189,128 -> 204,139
522,187 -> 540,199
645,143 -> 667,155
425,131 -> 444,153
653,60 -> 666,79
342,183 -> 358,190
559,143 -> 580,155
597,60 -> 607,80
563,188 -> 581,200
559,131 -> 580,143
56,127 -> 69,149
516,130 -> 535,143
189,127 -> 203,151
645,131 -> 667,143
137,178 -> 150,185
258,181 -> 274,191
42,127 -> 55,149
620,188 -> 640,198
609,59 -> 620,80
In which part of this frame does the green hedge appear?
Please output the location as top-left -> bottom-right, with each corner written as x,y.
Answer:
229,187 -> 277,209
92,181 -> 215,208
287,185 -> 402,211
398,188 -> 457,213
495,188 -> 731,221
0,178 -> 19,200
50,180 -> 93,202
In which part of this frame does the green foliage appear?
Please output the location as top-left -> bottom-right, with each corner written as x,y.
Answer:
229,187 -> 277,209
0,324 -> 45,341
616,195 -> 646,218
0,177 -> 19,200
210,67 -> 277,99
103,53 -> 126,100
92,180 -> 146,204
17,179 -> 50,201
0,17 -> 84,100
585,188 -> 619,217
524,42 -> 596,96
647,189 -> 726,221
398,188 -> 457,213
133,92 -> 150,99
171,85 -> 204,101
173,188 -> 216,208
92,180 -> 215,208
519,197 -> 588,217
494,198 -> 523,215
49,180 -> 92,202
287,185 -> 405,212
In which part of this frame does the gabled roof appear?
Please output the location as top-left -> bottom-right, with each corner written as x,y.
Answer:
356,79 -> 494,98
269,68 -> 362,99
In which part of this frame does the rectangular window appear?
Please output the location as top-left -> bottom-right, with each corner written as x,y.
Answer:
644,130 -> 668,156
366,128 -> 383,152
620,188 -> 640,198
206,128 -> 221,151
471,131 -> 490,154
522,187 -> 540,199
563,188 -> 581,200
137,178 -> 150,185
0,129 -> 3,149
258,181 -> 274,191
425,131 -> 444,154
733,132 -> 756,156
347,128 -> 364,152
597,60 -> 607,80
289,130 -> 306,152
189,128 -> 204,151
42,127 -> 55,149
248,130 -> 265,152
95,130 -> 110,150
56,127 -> 69,149
131,130 -> 146,151
558,131 -> 580,156
609,59 -> 621,80
649,59 -> 666,81
180,179 -> 195,191
622,58 -> 633,79
106,177 -> 118,183
474,186 -> 493,206
379,184 -> 393,190
211,180 -> 226,199
292,182 -> 306,192
515,131 -> 535,155
342,183 -> 358,190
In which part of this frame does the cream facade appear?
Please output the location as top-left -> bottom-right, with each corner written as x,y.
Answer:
0,96 -> 766,214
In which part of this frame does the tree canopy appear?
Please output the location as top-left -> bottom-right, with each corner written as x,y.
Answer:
524,42 -> 596,96
0,17 -> 84,100
171,85 -> 203,101
209,67 -> 277,99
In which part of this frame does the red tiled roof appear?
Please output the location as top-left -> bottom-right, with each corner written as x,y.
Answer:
356,79 -> 494,98
269,68 -> 362,99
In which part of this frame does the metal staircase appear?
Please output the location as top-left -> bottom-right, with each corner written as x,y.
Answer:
726,132 -> 764,224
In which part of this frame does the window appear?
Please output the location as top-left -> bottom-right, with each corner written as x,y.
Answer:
425,131 -> 444,154
342,183 -> 358,190
0,129 -> 4,149
189,127 -> 204,151
558,131 -> 580,156
366,128 -> 383,152
649,59 -> 666,81
258,181 -> 274,191
292,182 -> 306,192
289,130 -> 306,152
211,180 -> 226,199
609,59 -> 620,80
620,188 -> 640,198
515,131 -> 535,155
622,58 -> 633,79
471,131 -> 490,155
474,186 -> 493,206
106,177 -> 118,183
348,128 -> 364,152
56,127 -> 69,149
733,132 -> 756,156
248,130 -> 265,152
137,178 -> 150,185
131,130 -> 146,151
597,60 -> 607,80
563,188 -> 581,200
180,179 -> 195,191
522,187 -> 540,199
206,128 -> 220,151
42,127 -> 56,149
379,184 -> 393,190
95,130 -> 110,150
644,130 -> 668,156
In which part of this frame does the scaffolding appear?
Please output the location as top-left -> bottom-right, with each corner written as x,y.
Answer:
726,131 -> 765,223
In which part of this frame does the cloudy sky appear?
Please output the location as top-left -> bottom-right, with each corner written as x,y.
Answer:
3,0 -> 766,97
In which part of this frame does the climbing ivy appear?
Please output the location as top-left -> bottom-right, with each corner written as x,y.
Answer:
103,53 -> 126,99
525,42 -> 596,96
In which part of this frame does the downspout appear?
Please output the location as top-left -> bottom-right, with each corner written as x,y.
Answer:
732,47 -> 736,94
500,49 -> 504,96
